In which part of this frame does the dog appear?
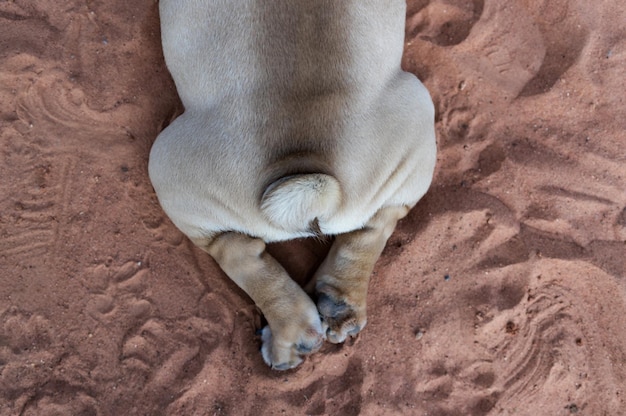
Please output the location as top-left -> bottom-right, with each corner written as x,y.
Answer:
149,0 -> 437,370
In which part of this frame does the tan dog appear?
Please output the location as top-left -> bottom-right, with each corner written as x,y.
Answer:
149,0 -> 437,370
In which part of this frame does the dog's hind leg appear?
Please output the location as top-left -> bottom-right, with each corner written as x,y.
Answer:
313,205 -> 410,344
197,232 -> 324,370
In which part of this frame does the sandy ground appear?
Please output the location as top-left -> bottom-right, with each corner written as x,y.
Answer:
1,1 -> 625,415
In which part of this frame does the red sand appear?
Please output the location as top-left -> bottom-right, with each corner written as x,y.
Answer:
1,1 -> 625,415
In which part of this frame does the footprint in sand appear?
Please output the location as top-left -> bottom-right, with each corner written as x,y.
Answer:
84,259 -> 152,323
120,316 -> 220,396
471,1 -> 587,97
406,0 -> 485,47
405,263 -> 606,414
273,356 -> 365,416
0,307 -> 102,415
517,0 -> 589,96
475,262 -> 621,414
0,96 -> 82,263
83,258 -> 226,410
406,0 -> 589,110
466,265 -> 601,413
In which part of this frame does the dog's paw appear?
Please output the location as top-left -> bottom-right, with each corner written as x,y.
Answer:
259,315 -> 324,370
316,288 -> 367,344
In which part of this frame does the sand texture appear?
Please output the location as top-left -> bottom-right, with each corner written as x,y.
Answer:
1,1 -> 625,415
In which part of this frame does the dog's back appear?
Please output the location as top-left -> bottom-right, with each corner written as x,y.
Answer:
159,0 -> 407,110
150,0 -> 435,242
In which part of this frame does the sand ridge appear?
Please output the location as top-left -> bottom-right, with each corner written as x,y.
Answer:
1,0 -> 625,415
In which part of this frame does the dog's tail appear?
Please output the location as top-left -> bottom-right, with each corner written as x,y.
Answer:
261,174 -> 341,233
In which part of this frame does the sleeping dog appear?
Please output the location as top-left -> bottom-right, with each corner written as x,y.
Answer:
149,0 -> 437,370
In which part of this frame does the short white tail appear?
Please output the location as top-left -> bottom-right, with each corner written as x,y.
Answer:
260,174 -> 342,232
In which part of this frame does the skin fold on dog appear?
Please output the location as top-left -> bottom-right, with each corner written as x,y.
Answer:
149,0 -> 437,370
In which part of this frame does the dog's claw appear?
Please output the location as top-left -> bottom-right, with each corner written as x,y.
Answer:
260,323 -> 324,370
317,290 -> 366,344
